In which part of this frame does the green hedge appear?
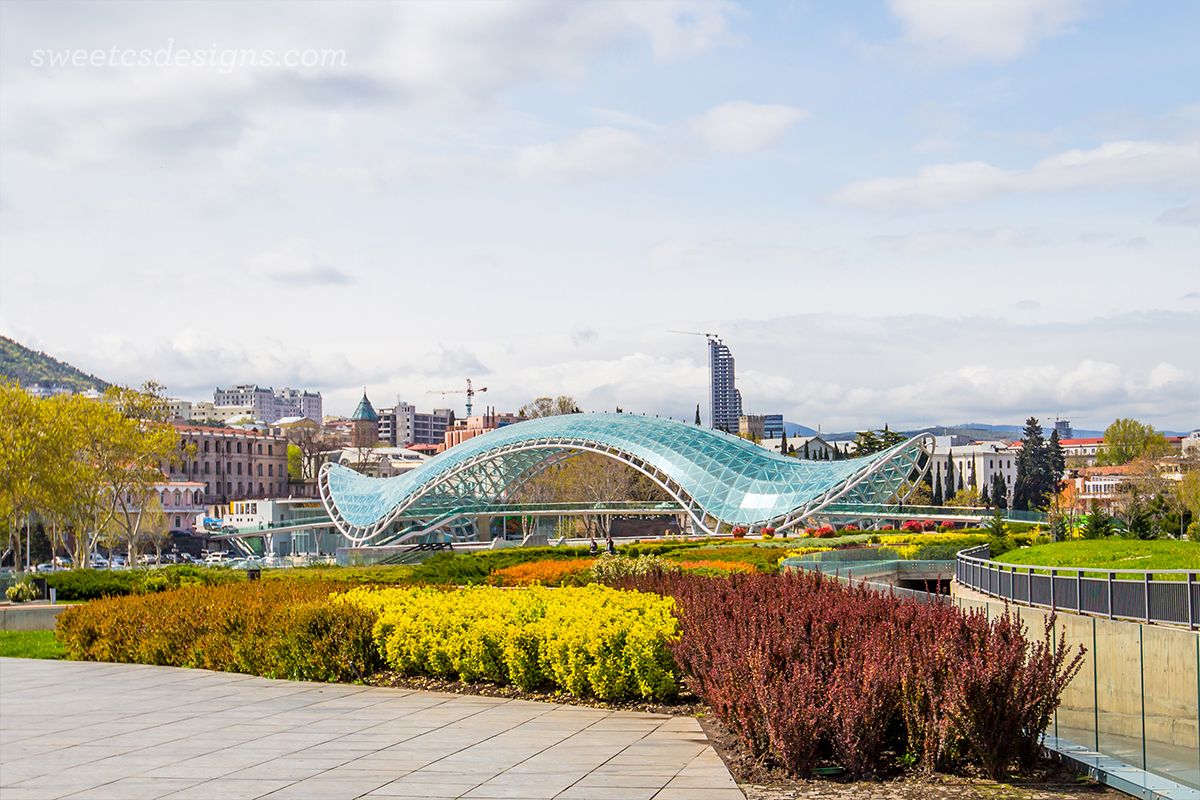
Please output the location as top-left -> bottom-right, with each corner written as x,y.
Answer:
45,566 -> 244,600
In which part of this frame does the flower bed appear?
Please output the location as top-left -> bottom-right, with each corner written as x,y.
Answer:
341,584 -> 679,701
617,572 -> 1082,780
677,559 -> 755,575
486,558 -> 596,586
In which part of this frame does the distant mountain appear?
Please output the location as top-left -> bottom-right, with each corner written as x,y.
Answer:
0,335 -> 109,393
783,421 -> 817,437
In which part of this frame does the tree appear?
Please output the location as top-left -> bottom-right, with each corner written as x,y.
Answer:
287,443 -> 304,481
991,472 -> 1008,509
981,481 -> 991,507
1179,471 -> 1200,530
519,396 -> 581,419
1082,502 -> 1113,540
1013,417 -> 1056,511
1048,428 -> 1066,479
946,487 -> 981,508
1096,418 -> 1170,466
931,464 -> 943,506
1123,493 -> 1156,540
779,428 -> 788,456
694,404 -> 701,425
139,494 -> 171,562
944,451 -> 955,501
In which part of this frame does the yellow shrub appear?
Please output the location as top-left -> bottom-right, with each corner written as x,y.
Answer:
339,585 -> 679,701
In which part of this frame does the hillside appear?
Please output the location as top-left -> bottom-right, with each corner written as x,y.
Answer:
0,335 -> 109,393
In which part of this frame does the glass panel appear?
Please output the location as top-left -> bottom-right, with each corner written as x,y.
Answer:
1054,614 -> 1097,750
1095,617 -> 1145,769
1141,624 -> 1199,790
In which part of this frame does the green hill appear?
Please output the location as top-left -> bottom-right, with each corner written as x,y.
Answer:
0,335 -> 109,393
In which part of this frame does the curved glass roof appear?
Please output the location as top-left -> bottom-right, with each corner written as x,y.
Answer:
320,413 -> 930,543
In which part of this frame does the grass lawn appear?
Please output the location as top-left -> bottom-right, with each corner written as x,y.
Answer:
0,630 -> 66,659
995,539 -> 1200,578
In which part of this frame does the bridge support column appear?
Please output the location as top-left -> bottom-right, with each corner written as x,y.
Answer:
474,515 -> 494,542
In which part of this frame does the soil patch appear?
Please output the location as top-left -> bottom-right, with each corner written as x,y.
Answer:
697,715 -> 1120,799
364,671 -> 704,716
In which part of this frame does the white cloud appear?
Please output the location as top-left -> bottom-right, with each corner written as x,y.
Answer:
887,0 -> 1087,62
247,242 -> 352,285
691,101 -> 808,154
870,227 -> 1048,254
1158,201 -> 1200,227
647,239 -> 843,272
512,127 -> 658,180
832,139 -> 1200,211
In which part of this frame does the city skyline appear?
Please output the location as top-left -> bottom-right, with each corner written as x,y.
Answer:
1,1 -> 1197,430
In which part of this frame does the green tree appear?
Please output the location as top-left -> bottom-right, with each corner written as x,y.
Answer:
1082,503 -> 1114,540
694,404 -> 701,425
779,428 -> 788,456
1013,417 -> 1056,511
944,451 -> 956,500
946,487 -> 981,507
1096,418 -> 1170,466
1123,494 -> 1156,540
931,464 -> 943,506
991,472 -> 1008,509
287,443 -> 304,481
1048,427 -> 1066,479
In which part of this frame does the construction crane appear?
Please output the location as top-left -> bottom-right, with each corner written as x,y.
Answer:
667,329 -> 720,340
428,378 -> 488,416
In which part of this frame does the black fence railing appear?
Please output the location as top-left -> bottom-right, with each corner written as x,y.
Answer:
956,545 -> 1199,629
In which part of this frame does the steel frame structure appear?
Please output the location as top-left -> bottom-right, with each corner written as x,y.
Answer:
319,413 -> 935,546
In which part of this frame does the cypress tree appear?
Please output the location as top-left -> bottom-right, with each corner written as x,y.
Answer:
694,404 -> 701,425
981,481 -> 991,507
780,429 -> 789,456
944,451 -> 955,500
991,472 -> 1008,509
803,441 -> 810,460
932,464 -> 943,506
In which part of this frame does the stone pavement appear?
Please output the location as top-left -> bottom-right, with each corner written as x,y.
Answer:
0,658 -> 744,800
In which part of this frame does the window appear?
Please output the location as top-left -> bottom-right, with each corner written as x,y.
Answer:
236,463 -> 242,476
237,442 -> 242,454
204,440 -> 210,453
257,464 -> 263,476
268,464 -> 273,477
216,461 -> 222,474
258,482 -> 265,495
204,462 -> 211,474
257,443 -> 263,455
268,445 -> 273,456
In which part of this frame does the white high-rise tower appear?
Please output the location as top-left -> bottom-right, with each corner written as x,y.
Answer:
708,337 -> 742,433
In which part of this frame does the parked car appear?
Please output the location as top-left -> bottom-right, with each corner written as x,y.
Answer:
35,562 -> 60,573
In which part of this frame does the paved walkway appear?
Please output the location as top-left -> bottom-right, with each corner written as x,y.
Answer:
0,658 -> 743,800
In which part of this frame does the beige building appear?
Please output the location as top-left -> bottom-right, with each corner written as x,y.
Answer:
167,423 -> 289,505
738,415 -> 765,440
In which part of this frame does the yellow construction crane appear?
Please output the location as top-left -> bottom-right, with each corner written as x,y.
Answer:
428,378 -> 488,416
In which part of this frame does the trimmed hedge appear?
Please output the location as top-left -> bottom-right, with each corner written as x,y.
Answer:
45,566 -> 243,600
56,581 -> 380,682
341,585 -> 680,701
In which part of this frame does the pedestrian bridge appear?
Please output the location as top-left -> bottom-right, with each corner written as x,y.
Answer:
319,413 -> 938,546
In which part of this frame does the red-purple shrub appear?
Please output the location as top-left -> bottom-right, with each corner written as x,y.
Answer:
615,571 -> 1083,780
900,520 -> 924,532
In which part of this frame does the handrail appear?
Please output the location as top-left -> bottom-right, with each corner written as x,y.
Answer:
955,545 -> 1199,629
957,545 -> 1200,576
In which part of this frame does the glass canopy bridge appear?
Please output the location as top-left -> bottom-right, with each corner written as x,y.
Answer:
318,413 -> 948,547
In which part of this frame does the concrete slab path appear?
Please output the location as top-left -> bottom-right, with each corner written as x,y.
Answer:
0,658 -> 743,800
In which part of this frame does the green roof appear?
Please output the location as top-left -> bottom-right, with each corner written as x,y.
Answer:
351,392 -> 379,422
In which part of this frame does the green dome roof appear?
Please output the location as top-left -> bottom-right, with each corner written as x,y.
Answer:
351,392 -> 379,422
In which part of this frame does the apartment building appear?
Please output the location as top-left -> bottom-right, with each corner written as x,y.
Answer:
166,423 -> 289,505
377,400 -> 454,446
212,385 -> 323,423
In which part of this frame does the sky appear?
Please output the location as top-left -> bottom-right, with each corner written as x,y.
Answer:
0,0 -> 1197,432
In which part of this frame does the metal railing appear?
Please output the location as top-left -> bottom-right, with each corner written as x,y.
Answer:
956,545 -> 1200,630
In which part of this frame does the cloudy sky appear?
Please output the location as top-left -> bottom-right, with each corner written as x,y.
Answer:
0,0 -> 1197,432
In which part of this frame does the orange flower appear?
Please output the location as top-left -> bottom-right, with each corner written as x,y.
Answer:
487,559 -> 596,587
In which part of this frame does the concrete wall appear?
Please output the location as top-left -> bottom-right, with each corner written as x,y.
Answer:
952,588 -> 1199,765
0,604 -> 67,631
